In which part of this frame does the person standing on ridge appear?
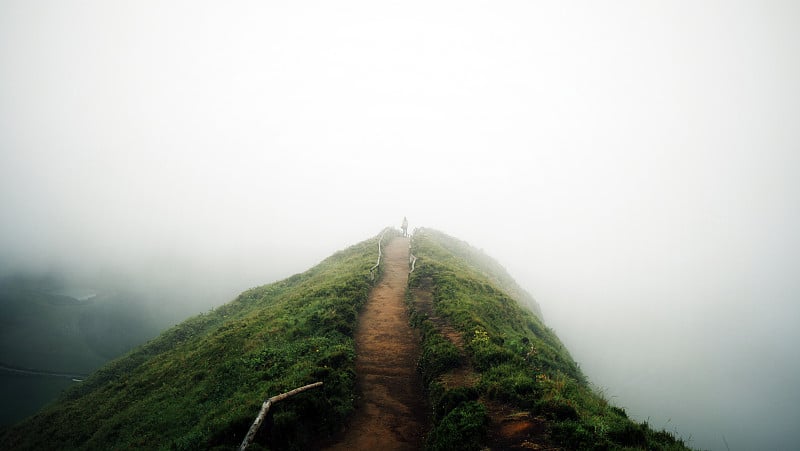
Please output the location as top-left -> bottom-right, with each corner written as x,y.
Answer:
401,217 -> 408,237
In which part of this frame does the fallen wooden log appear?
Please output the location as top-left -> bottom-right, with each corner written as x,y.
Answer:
239,381 -> 324,450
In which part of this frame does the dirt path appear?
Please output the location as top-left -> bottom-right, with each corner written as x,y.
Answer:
323,237 -> 427,450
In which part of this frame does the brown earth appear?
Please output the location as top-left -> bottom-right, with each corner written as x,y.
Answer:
322,237 -> 428,450
484,400 -> 559,451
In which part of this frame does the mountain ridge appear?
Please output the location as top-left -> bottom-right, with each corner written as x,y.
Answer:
0,228 -> 690,450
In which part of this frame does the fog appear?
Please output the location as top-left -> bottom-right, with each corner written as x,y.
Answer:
2,1 -> 799,448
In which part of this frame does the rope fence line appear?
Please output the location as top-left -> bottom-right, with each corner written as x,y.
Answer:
369,228 -> 390,281
368,226 -> 418,277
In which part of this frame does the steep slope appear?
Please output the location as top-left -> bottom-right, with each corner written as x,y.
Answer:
408,228 -> 690,450
0,230 -> 399,450
1,227 -> 692,450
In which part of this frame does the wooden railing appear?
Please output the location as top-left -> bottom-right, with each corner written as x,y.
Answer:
239,382 -> 324,450
369,228 -> 390,281
241,227 -> 399,449
409,228 -> 418,272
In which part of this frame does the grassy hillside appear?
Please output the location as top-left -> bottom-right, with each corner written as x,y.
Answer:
0,230 -> 396,450
410,230 -> 544,320
408,229 -> 690,450
2,228 -> 693,450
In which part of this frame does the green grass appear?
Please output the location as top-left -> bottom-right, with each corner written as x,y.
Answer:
0,229 -> 397,450
425,400 -> 488,451
2,227 -> 692,450
409,228 -> 691,450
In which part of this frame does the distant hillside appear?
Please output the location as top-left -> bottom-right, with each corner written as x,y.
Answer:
0,276 -> 162,374
0,276 -> 165,426
1,228 -> 690,450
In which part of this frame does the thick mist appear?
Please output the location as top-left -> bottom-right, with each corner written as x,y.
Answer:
2,1 -> 799,449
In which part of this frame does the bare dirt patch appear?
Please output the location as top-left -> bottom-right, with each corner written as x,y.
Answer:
484,400 -> 560,451
322,237 -> 427,451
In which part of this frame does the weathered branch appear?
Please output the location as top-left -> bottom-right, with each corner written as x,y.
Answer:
239,381 -> 324,450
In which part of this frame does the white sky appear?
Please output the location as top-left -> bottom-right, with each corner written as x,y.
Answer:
2,1 -> 799,449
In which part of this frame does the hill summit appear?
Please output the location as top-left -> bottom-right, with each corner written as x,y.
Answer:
0,228 -> 689,450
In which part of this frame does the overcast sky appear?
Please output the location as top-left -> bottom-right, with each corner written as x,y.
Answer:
2,1 -> 799,449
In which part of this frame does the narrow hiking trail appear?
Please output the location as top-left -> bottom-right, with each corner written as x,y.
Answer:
324,236 -> 427,450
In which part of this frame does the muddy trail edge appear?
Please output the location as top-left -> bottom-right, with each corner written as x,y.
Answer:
323,236 -> 427,450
